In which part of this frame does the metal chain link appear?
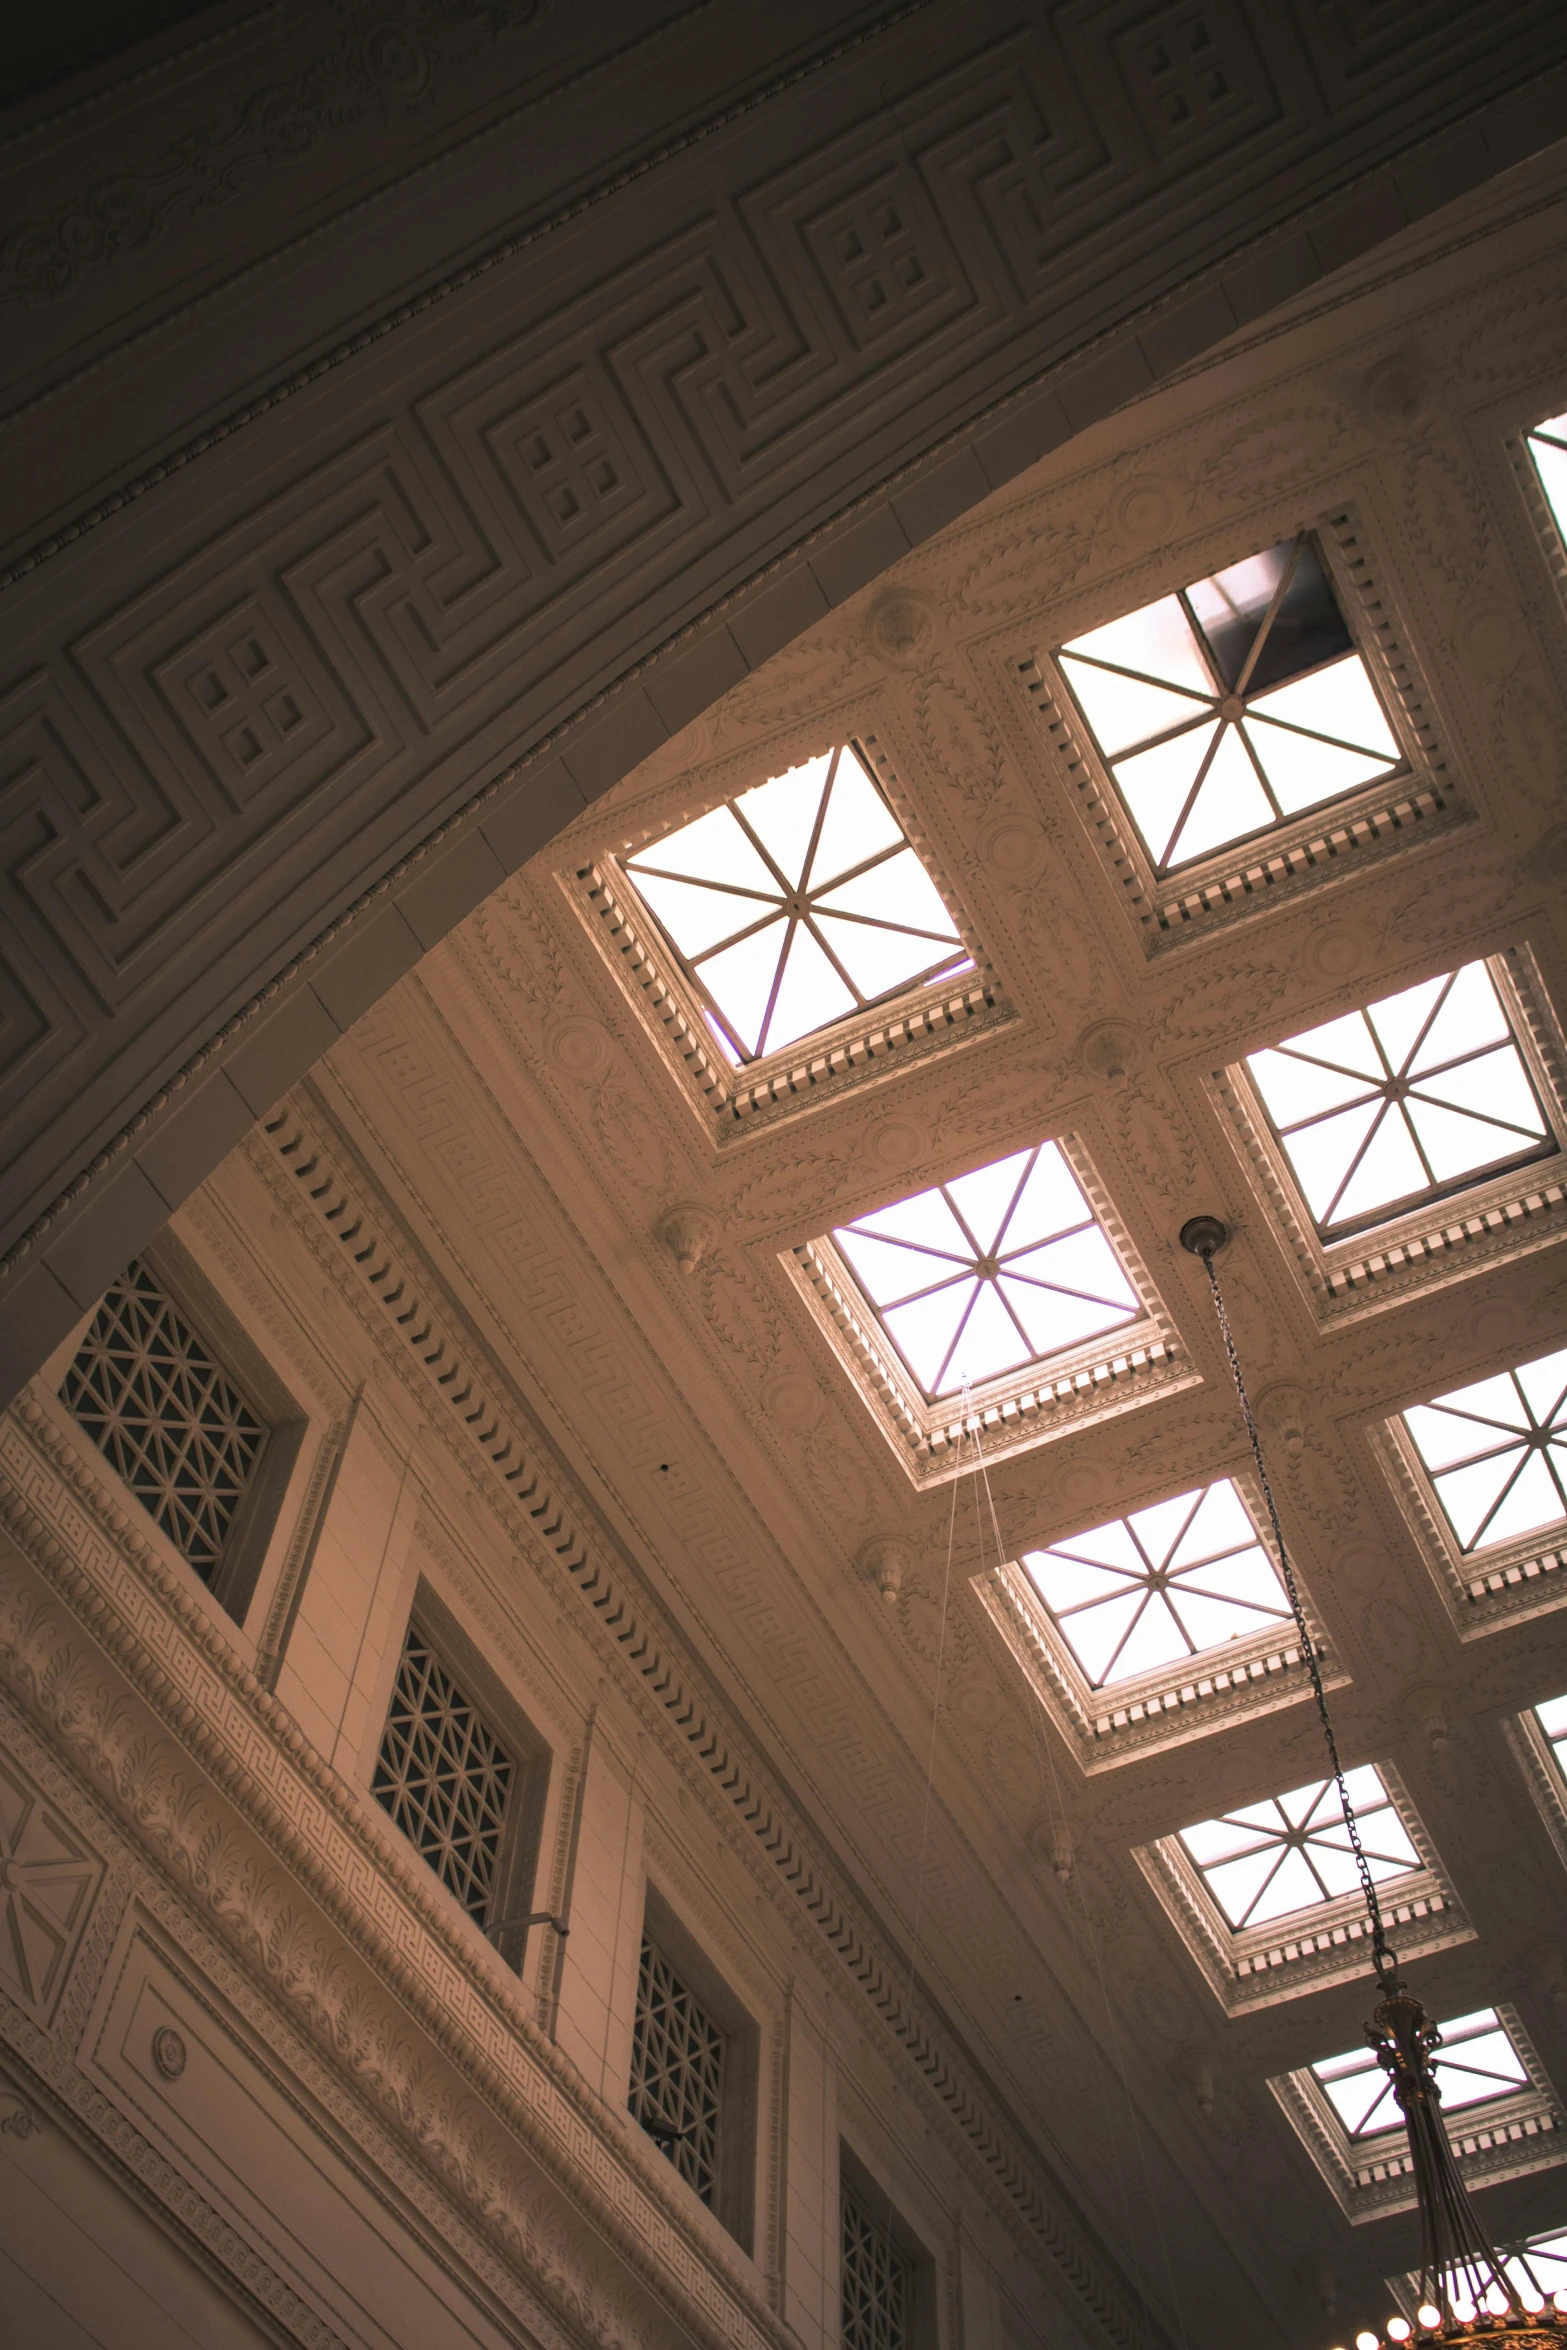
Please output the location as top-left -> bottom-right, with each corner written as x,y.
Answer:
1199,1251 -> 1399,1983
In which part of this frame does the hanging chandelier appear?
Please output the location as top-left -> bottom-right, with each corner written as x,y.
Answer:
1178,1216 -> 1567,2350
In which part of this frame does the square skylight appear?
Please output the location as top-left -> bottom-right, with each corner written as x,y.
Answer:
1245,958 -> 1554,1239
1177,1765 -> 1420,1932
1312,2008 -> 1528,2142
1020,1478 -> 1291,1690
1527,411 -> 1567,539
1535,1692 -> 1567,1780
619,745 -> 969,1066
829,1140 -> 1140,1402
1402,1346 -> 1567,1556
1055,532 -> 1401,875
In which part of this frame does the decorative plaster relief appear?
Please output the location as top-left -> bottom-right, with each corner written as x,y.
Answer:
0,1743 -> 105,2026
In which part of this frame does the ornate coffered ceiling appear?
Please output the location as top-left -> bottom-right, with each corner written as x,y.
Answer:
6,0 -> 1567,1401
223,160 -> 1567,2345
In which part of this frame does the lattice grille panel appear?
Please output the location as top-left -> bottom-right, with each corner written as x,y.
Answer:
60,1258 -> 268,1582
628,1936 -> 724,2204
372,1632 -> 514,1920
842,2183 -> 911,2350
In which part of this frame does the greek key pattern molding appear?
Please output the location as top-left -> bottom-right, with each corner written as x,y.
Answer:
6,2 -> 1567,1293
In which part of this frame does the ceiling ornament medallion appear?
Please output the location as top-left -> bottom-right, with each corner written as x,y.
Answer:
1180,1215 -> 1567,2350
545,1016 -> 613,1081
858,1536 -> 911,1603
979,813 -> 1046,876
1076,1018 -> 1143,1092
656,1204 -> 716,1276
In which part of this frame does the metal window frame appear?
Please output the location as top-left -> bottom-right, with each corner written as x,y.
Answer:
1021,504 -> 1467,954
1212,944 -> 1567,1326
1133,1758 -> 1471,2014
1270,2000 -> 1564,2219
561,727 -> 1013,1144
972,1463 -> 1344,1770
785,1129 -> 1195,1486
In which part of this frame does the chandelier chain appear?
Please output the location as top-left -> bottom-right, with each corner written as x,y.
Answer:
1198,1251 -> 1397,1982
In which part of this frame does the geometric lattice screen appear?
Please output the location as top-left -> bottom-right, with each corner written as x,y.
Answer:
841,2181 -> 912,2350
60,1258 -> 268,1583
628,1936 -> 725,2206
371,1630 -> 514,1923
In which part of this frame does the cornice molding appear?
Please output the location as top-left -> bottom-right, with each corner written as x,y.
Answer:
247,1094 -> 1161,2347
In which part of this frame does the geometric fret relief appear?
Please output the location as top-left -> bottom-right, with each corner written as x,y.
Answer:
0,1751 -> 104,2025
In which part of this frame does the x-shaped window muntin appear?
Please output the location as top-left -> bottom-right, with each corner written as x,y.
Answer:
836,1142 -> 1133,1402
1260,966 -> 1554,1240
623,746 -> 965,1065
1184,1775 -> 1417,1932
1413,1362 -> 1567,1555
1060,532 -> 1397,874
1312,2008 -> 1529,2141
1028,1481 -> 1290,1690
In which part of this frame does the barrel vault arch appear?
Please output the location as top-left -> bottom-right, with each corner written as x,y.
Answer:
4,0 -> 1567,1398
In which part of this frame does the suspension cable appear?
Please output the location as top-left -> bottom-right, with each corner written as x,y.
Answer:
1192,1238 -> 1398,1985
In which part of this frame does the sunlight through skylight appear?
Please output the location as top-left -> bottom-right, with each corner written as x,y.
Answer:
1537,1693 -> 1567,1783
831,1141 -> 1139,1402
1178,1766 -> 1420,1930
1311,2008 -> 1527,2141
1403,1345 -> 1567,1554
621,746 -> 968,1066
1021,1478 -> 1290,1689
1527,411 -> 1567,539
1246,960 -> 1552,1237
1056,533 -> 1400,874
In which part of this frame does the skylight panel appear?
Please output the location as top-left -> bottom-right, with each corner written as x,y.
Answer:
1534,1692 -> 1567,1779
1526,411 -> 1567,539
621,746 -> 968,1066
831,1141 -> 1139,1401
1402,1346 -> 1567,1554
1177,1765 -> 1420,1930
1311,2008 -> 1528,2141
1021,1478 -> 1291,1689
1246,959 -> 1554,1238
1056,532 -> 1401,875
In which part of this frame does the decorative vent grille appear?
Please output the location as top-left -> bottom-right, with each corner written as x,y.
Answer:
372,1631 -> 514,1921
842,2183 -> 911,2350
628,1936 -> 724,2205
60,1258 -> 267,1582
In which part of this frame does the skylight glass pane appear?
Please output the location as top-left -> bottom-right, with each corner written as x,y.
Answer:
1022,1477 -> 1290,1691
831,1140 -> 1139,1401
1310,2009 -> 1527,2141
1402,1346 -> 1567,1554
1056,533 -> 1399,875
1526,412 -> 1567,539
1177,1765 -> 1419,1930
622,745 -> 965,1064
1247,960 -> 1554,1237
1536,1693 -> 1567,1780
